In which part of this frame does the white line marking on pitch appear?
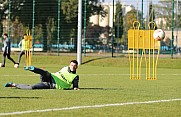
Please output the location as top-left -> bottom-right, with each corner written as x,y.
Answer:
1,74 -> 181,77
0,98 -> 180,116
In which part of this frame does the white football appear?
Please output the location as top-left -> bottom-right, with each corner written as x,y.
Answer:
153,29 -> 165,41
14,64 -> 19,68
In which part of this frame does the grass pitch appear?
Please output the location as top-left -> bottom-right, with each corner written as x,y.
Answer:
0,54 -> 181,117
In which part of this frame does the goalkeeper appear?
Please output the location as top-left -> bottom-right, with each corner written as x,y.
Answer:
5,60 -> 80,90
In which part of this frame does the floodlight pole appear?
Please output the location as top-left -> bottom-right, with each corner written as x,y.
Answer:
171,0 -> 174,59
83,0 -> 87,57
112,0 -> 115,57
136,0 -> 139,21
77,0 -> 82,65
176,0 -> 179,54
32,0 -> 35,54
117,11 -> 121,41
8,0 -> 11,36
0,5 -> 1,37
140,0 -> 143,29
57,0 -> 61,56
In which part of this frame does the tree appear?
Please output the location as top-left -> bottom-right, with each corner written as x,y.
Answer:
61,0 -> 104,51
115,1 -> 123,44
0,0 -> 7,37
9,0 -> 104,52
123,9 -> 139,45
153,0 -> 181,29
148,1 -> 156,29
11,17 -> 24,43
10,0 -> 58,51
149,1 -> 155,22
86,24 -> 111,45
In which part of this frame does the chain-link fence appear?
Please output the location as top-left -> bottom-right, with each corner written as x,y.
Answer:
0,0 -> 180,55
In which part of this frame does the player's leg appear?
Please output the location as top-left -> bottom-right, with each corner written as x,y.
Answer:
7,52 -> 16,64
31,82 -> 51,89
1,51 -> 7,67
17,50 -> 25,65
15,84 -> 33,89
28,66 -> 52,82
5,82 -> 32,89
5,82 -> 50,89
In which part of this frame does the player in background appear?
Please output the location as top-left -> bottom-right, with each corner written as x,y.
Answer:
0,33 -> 18,67
16,34 -> 27,67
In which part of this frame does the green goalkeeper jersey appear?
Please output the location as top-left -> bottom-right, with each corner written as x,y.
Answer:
51,66 -> 78,89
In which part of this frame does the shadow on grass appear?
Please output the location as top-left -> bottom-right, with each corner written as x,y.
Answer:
80,88 -> 122,90
82,55 -> 125,65
0,97 -> 41,99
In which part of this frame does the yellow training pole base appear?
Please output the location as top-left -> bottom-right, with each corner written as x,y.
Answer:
25,50 -> 32,67
130,77 -> 141,80
146,77 -> 157,80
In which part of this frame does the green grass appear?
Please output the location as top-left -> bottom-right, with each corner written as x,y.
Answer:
0,54 -> 181,117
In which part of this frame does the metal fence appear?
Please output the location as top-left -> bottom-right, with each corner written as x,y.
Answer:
0,0 -> 180,56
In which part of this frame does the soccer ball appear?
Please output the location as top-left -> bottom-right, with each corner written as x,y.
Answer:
0,63 -> 5,67
14,64 -> 19,68
153,29 -> 165,41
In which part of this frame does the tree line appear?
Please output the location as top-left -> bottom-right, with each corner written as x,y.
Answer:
0,0 -> 180,52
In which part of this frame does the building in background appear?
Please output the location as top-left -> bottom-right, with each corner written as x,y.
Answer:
89,2 -> 135,28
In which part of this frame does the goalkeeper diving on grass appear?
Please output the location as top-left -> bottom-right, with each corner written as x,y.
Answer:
5,60 -> 80,90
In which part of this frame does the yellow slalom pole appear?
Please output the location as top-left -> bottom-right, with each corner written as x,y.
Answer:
136,29 -> 139,79
152,23 -> 155,80
25,50 -> 27,66
155,48 -> 160,80
132,21 -> 140,80
132,25 -> 135,79
139,30 -> 145,80
24,29 -> 32,67
128,47 -> 132,79
147,22 -> 157,80
153,34 -> 155,80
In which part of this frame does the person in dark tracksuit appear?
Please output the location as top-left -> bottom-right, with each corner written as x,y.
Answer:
5,60 -> 80,90
0,33 -> 17,67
